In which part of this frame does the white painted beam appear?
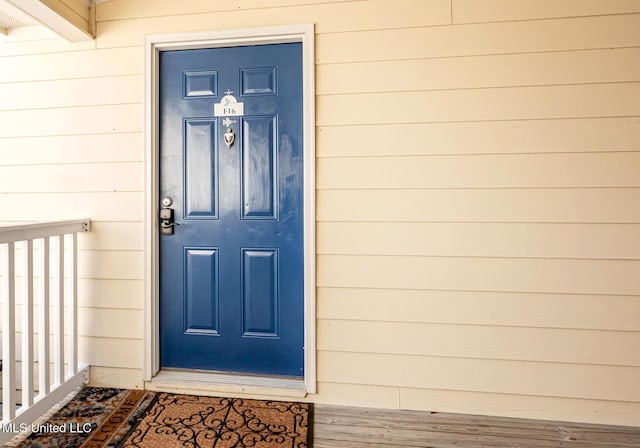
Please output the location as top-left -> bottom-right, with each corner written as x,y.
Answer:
5,0 -> 93,41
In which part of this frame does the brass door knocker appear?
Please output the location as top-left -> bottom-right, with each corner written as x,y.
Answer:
224,127 -> 235,148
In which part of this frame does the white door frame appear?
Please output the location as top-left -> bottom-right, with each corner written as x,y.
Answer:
143,25 -> 316,394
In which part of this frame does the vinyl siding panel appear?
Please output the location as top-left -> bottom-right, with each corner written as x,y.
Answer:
0,38 -> 95,57
78,279 -> 143,309
316,47 -> 640,94
97,0 -> 360,21
6,281 -> 143,331
317,84 -> 640,126
0,192 -> 142,222
94,0 -> 451,48
318,320 -> 640,367
318,152 -> 640,189
79,222 -> 143,251
452,0 -> 640,24
0,133 -> 142,164
318,255 -> 640,296
0,104 -> 140,137
316,14 -> 640,63
90,366 -> 143,389
317,189 -> 640,223
312,2 -> 640,425
317,222 -> 640,259
318,351 -> 640,403
399,388 -> 640,427
317,118 -> 640,157
79,337 -> 141,368
78,308 -> 141,339
0,162 -> 142,192
0,0 -> 638,427
313,382 -> 399,409
0,47 -> 141,83
317,288 -> 640,332
78,250 -> 143,280
0,75 -> 141,110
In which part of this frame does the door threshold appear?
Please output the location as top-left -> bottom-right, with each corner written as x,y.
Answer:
146,369 -> 307,399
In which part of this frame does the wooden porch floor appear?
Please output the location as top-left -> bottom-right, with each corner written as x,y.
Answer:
5,392 -> 640,447
313,405 -> 640,448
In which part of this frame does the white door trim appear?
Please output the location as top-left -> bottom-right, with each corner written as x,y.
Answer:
143,24 -> 316,394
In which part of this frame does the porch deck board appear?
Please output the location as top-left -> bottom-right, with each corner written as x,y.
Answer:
313,405 -> 640,448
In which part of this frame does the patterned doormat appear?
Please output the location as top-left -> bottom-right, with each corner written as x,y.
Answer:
13,387 -> 310,448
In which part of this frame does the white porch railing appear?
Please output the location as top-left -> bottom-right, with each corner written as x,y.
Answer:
0,219 -> 90,442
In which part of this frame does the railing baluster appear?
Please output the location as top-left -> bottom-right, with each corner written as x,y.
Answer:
21,240 -> 34,407
2,242 -> 16,422
67,233 -> 78,375
0,219 -> 89,441
53,235 -> 65,385
38,237 -> 51,396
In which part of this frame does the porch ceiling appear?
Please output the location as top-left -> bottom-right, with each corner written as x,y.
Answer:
0,0 -> 38,33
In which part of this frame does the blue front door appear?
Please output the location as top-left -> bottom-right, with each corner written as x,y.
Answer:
159,43 -> 304,377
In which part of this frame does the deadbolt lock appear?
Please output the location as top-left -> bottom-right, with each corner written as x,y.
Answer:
160,197 -> 177,235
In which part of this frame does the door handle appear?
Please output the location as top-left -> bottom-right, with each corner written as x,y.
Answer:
160,197 -> 178,235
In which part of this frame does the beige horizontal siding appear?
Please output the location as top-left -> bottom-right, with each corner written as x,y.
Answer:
0,47 -> 141,83
0,162 -> 142,192
79,222 -> 143,251
79,336 -> 141,368
317,222 -> 640,259
317,288 -> 640,331
452,0 -> 640,24
1,278 -> 144,309
97,0 -> 357,21
317,83 -> 640,126
317,14 -> 640,63
0,38 -> 95,57
2,335 -> 140,371
95,0 -> 450,48
318,153 -> 640,189
79,308 -> 141,339
313,382 -> 399,409
318,255 -> 640,296
0,104 -> 140,137
318,320 -> 640,367
317,118 -> 640,157
0,364 -> 171,396
318,351 -> 640,402
78,279 -> 143,309
317,189 -> 640,223
78,250 -> 143,280
0,192 -> 142,221
0,134 -> 142,164
90,366 -> 143,389
398,388 -> 640,427
0,75 -> 141,110
317,382 -> 640,426
317,47 -> 640,95
311,0 -> 640,422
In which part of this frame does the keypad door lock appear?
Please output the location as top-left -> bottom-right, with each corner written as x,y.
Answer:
160,197 -> 177,235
